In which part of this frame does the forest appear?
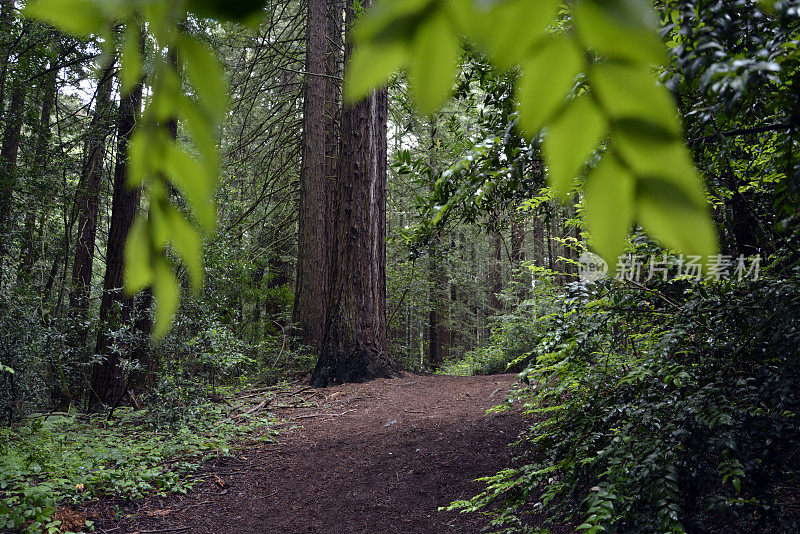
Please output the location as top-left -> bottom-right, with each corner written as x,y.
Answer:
0,0 -> 799,532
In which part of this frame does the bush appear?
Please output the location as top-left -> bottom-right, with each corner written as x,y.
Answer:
450,271 -> 800,533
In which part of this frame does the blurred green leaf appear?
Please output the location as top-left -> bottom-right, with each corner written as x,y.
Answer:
409,10 -> 458,115
592,61 -> 680,135
165,207 -> 203,290
187,0 -> 268,21
584,155 -> 635,266
470,0 -> 560,69
25,0 -> 106,37
163,143 -> 217,232
344,40 -> 407,104
544,94 -> 606,198
637,177 -> 718,259
573,0 -> 666,65
124,218 -> 153,295
120,24 -> 143,96
152,259 -> 180,340
517,36 -> 583,136
178,36 -> 228,124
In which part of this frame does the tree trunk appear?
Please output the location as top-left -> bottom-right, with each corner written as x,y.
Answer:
510,217 -> 528,300
293,0 -> 333,351
90,66 -> 144,410
0,84 -> 26,239
311,0 -> 398,386
69,62 -> 115,344
488,230 -> 502,311
19,53 -> 59,280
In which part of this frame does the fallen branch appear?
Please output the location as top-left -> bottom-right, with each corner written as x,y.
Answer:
293,409 -> 356,420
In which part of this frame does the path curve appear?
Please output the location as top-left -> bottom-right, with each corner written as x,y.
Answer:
103,374 -> 524,533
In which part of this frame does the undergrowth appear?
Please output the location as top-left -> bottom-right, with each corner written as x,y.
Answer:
0,394 -> 278,533
448,269 -> 800,533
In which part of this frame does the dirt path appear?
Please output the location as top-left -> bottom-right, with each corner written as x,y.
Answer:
98,374 -> 525,533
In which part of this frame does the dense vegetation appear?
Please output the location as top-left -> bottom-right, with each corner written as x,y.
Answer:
0,0 -> 798,532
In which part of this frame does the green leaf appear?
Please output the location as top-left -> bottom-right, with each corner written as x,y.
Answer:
517,36 -> 583,136
636,177 -> 718,259
124,218 -> 153,295
344,40 -> 407,104
25,0 -> 106,37
127,131 -> 151,188
573,0 -> 666,66
584,155 -> 635,266
163,143 -> 217,232
165,207 -> 203,290
152,259 -> 180,340
543,94 -> 606,198
120,23 -> 143,96
409,10 -> 459,115
178,36 -> 228,124
470,0 -> 560,69
591,61 -> 680,135
613,120 -> 705,206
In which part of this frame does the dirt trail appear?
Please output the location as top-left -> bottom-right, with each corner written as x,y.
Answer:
99,374 -> 525,533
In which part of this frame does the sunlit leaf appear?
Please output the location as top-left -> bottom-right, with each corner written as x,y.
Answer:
409,10 -> 458,115
584,155 -> 635,266
517,36 -> 583,136
25,0 -> 106,37
544,95 -> 606,198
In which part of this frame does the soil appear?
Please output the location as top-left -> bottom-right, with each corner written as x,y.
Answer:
92,373 -> 528,534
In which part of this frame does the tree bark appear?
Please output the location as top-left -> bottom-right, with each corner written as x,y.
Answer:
90,65 -> 144,410
69,62 -> 115,344
293,0 -> 333,351
311,0 -> 398,386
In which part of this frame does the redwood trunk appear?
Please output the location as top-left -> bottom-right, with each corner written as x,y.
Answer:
90,69 -> 144,410
293,0 -> 333,350
69,63 -> 115,342
311,0 -> 398,386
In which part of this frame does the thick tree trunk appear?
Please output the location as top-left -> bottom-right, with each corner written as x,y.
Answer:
311,0 -> 398,386
69,63 -> 115,344
90,70 -> 144,410
293,0 -> 333,351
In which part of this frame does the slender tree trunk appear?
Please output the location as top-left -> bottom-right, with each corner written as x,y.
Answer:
510,217 -> 528,300
488,230 -> 502,311
69,63 -> 115,345
0,84 -> 26,239
90,67 -> 144,410
293,0 -> 333,351
311,0 -> 398,386
19,53 -> 59,280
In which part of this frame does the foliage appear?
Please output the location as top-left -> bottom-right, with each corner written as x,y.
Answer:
26,0 -> 229,337
448,271 -> 800,533
350,0 -> 718,267
0,399 -> 278,533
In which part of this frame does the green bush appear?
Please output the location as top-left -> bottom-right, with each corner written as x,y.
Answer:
450,272 -> 800,533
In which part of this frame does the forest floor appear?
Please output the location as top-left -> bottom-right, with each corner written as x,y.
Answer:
89,373 -> 529,533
